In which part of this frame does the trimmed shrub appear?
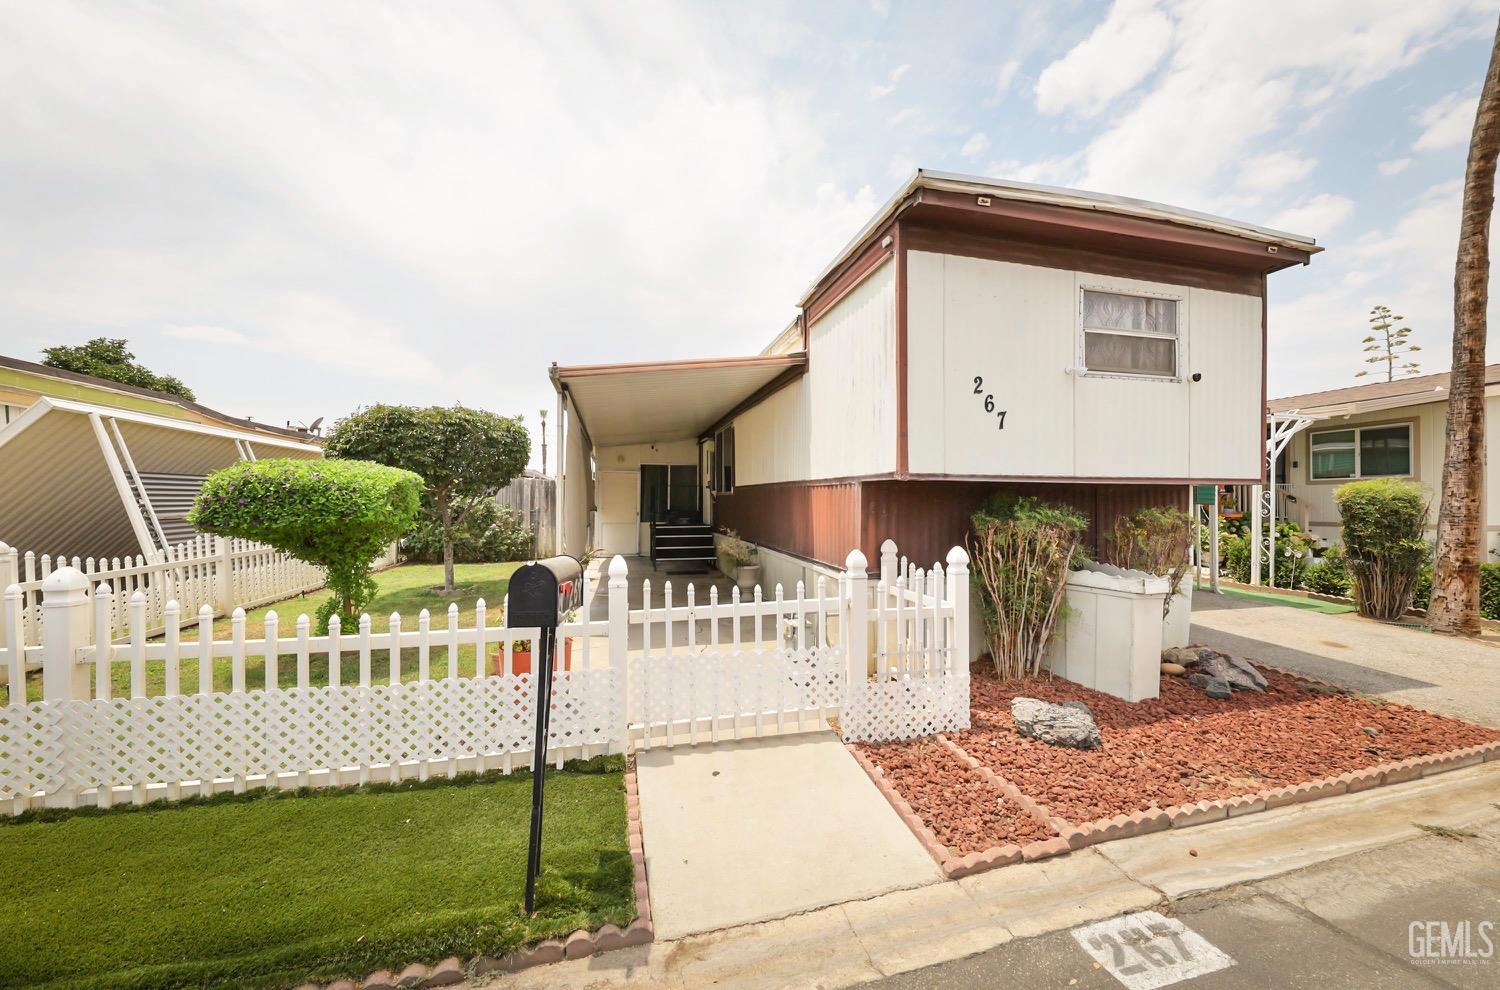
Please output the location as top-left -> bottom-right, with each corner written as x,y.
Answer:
968,495 -> 1087,679
1102,506 -> 1193,618
401,498 -> 532,564
1333,479 -> 1429,621
1302,545 -> 1352,597
190,459 -> 423,631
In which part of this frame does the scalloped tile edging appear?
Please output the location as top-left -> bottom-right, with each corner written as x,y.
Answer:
301,766 -> 654,990
853,677 -> 1500,884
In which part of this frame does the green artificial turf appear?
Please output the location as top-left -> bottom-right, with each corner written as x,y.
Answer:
1220,586 -> 1357,614
0,758 -> 632,990
6,562 -> 528,703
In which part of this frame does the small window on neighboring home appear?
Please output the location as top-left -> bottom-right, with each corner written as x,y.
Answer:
1080,288 -> 1179,378
712,425 -> 735,494
1310,424 -> 1411,480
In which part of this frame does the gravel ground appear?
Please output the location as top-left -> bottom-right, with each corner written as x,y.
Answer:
855,738 -> 1058,854
862,669 -> 1500,847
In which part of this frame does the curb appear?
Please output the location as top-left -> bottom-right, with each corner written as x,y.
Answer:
304,764 -> 654,990
856,676 -> 1500,883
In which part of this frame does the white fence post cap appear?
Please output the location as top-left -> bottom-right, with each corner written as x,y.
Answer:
40,566 -> 89,595
880,538 -> 897,554
608,555 -> 628,579
946,546 -> 970,568
845,548 -> 868,573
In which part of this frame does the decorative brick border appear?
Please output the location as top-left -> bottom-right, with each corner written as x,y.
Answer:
303,766 -> 654,990
853,674 -> 1500,883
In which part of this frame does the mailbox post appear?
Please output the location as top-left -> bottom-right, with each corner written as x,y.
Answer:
507,555 -> 583,914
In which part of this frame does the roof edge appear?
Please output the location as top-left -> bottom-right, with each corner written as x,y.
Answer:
555,352 -> 806,380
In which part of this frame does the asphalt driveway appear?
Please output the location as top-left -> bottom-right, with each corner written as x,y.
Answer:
1190,592 -> 1500,728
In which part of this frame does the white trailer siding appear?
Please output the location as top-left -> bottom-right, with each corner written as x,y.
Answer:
906,252 -> 1261,480
733,257 -> 896,485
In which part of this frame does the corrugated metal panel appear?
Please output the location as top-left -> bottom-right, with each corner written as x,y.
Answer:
806,258 -> 896,477
713,481 -> 860,568
137,473 -> 207,546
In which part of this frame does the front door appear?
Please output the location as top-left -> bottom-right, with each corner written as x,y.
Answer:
640,464 -> 699,550
598,470 -> 640,555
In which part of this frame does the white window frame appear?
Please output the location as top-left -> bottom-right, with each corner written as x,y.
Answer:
1077,283 -> 1183,381
1308,422 -> 1415,482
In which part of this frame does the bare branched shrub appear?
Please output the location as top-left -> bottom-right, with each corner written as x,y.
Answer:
967,496 -> 1085,679
1103,506 -> 1193,618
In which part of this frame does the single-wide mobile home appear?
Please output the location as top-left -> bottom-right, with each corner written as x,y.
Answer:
550,170 -> 1321,600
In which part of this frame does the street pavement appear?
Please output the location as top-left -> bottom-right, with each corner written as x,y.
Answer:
865,813 -> 1500,989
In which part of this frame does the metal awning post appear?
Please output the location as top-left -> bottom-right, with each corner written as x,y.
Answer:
1259,410 -> 1319,588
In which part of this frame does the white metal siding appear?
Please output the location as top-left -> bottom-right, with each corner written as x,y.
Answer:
907,253 -> 1258,480
907,251 -> 1076,476
734,376 -> 811,486
1188,287 -> 1263,479
807,258 -> 897,478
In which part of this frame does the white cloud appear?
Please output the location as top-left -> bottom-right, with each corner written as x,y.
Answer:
1238,151 -> 1317,192
1062,1 -> 1482,206
887,107 -> 917,126
961,132 -> 990,158
1035,0 -> 1174,116
163,324 -> 247,344
0,2 -> 881,444
1269,193 -> 1355,235
1415,90 -> 1479,151
1379,157 -> 1413,175
870,62 -> 911,100
995,59 -> 1021,96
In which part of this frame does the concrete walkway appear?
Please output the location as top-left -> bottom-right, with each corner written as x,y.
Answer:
633,731 -> 941,939
467,760 -> 1500,989
1191,592 -> 1500,727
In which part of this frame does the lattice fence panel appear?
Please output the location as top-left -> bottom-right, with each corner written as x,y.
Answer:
0,668 -> 619,804
840,672 -> 970,744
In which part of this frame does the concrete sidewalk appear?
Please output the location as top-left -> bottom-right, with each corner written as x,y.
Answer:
634,732 -> 940,939
468,760 -> 1500,989
1191,593 -> 1500,727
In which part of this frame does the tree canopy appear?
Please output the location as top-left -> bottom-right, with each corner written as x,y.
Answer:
42,337 -> 196,400
324,405 -> 531,591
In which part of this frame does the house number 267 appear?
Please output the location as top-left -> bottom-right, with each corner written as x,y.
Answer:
972,377 -> 1007,429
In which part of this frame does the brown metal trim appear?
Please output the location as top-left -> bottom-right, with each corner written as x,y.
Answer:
804,236 -> 895,328
902,224 -> 1262,297
895,221 -> 910,479
914,189 -> 1313,269
698,364 -> 809,440
1260,273 -> 1269,486
556,353 -> 806,379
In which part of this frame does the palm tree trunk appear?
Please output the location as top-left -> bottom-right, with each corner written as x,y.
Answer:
1429,19 -> 1500,636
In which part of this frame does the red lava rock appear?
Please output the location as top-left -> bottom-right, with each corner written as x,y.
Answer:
855,738 -> 1058,852
865,670 -> 1500,838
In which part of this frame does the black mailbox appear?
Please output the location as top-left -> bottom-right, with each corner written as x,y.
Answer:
508,553 -> 582,916
506,555 -> 583,627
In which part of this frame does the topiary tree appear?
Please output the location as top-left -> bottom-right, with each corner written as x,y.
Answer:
1334,478 -> 1430,621
188,458 -> 422,631
324,405 -> 530,594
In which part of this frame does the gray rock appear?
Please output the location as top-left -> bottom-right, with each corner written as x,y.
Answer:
1011,697 -> 1102,749
1188,673 -> 1233,700
1162,646 -> 1213,664
1362,726 -> 1380,739
1191,650 -> 1266,694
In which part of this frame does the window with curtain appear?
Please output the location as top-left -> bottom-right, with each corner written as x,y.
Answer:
1309,424 -> 1411,480
1080,289 -> 1179,377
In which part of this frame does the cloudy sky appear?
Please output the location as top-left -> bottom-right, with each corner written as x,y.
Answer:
2,0 -> 1497,465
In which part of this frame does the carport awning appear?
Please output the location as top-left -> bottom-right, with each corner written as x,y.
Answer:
553,353 -> 806,446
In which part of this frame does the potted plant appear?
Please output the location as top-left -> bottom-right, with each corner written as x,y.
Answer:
718,529 -> 761,591
490,605 -> 577,676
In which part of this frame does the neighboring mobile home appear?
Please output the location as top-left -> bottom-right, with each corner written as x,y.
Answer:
1269,364 -> 1500,556
550,170 -> 1321,603
0,353 -> 322,560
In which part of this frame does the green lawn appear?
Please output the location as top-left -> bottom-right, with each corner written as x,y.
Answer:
0,759 -> 633,990
1220,585 -> 1357,614
8,562 -> 528,703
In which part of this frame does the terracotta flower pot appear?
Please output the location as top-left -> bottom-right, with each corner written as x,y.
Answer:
491,639 -> 573,676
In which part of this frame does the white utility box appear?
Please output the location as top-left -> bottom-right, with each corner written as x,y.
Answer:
1045,562 -> 1170,703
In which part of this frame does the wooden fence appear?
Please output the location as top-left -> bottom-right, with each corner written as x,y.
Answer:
493,473 -> 556,557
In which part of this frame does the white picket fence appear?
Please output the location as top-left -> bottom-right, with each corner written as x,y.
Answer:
0,543 -> 969,813
0,535 -> 350,651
